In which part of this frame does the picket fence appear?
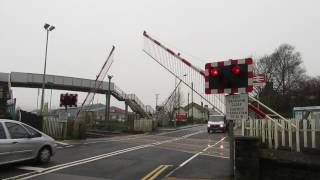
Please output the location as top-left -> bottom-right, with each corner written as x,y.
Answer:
242,118 -> 320,152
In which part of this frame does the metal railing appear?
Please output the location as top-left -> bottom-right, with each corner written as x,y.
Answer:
126,94 -> 146,112
113,84 -> 127,100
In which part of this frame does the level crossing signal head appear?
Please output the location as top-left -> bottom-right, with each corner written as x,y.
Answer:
60,93 -> 78,107
205,58 -> 253,94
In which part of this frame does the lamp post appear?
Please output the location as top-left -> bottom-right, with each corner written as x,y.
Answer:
155,93 -> 160,111
40,23 -> 55,115
106,75 -> 113,124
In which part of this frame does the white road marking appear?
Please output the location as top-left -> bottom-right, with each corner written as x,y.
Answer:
179,152 -> 203,167
201,153 -> 230,159
55,141 -> 70,146
156,125 -> 203,136
4,130 -> 204,180
164,136 -> 227,178
18,166 -> 46,172
203,137 -> 227,151
83,134 -> 147,144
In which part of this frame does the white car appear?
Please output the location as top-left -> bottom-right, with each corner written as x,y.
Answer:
0,119 -> 57,165
207,115 -> 228,133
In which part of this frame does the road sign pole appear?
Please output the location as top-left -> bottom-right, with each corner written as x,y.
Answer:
229,119 -> 235,177
225,93 -> 249,177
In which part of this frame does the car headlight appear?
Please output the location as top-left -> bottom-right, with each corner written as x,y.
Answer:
207,124 -> 210,127
220,124 -> 224,128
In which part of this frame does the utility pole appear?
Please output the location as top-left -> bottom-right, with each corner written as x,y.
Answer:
174,77 -> 177,128
105,75 -> 113,126
37,88 -> 39,110
191,82 -> 194,123
49,88 -> 52,111
40,23 -> 55,115
155,93 -> 160,110
187,93 -> 190,118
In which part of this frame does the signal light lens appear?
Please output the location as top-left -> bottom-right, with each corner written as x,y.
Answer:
231,66 -> 241,75
210,68 -> 219,77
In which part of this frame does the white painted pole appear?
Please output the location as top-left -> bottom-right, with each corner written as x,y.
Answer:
268,119 -> 272,149
250,118 -> 253,136
296,119 -> 300,152
262,120 -> 266,143
281,119 -> 285,147
288,120 -> 292,149
275,121 -> 278,149
303,119 -> 308,148
256,120 -> 259,137
311,119 -> 316,148
241,118 -> 245,136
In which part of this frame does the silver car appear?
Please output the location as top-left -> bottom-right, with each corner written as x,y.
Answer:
0,119 -> 57,165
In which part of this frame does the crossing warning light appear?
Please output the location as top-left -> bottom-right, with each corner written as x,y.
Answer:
231,66 -> 241,75
60,93 -> 78,107
205,58 -> 253,94
210,68 -> 219,77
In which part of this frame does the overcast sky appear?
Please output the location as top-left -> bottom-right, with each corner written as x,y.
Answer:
1,0 -> 319,111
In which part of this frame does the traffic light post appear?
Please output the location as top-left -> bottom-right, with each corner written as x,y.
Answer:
205,58 -> 253,177
60,93 -> 78,110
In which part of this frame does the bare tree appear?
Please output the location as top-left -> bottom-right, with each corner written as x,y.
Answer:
255,44 -> 310,116
257,44 -> 305,95
165,86 -> 184,120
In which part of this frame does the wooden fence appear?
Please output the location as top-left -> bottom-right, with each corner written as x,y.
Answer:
43,116 -> 67,139
242,118 -> 320,152
134,119 -> 153,132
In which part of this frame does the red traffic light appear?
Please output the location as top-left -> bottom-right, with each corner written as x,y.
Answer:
231,66 -> 241,75
210,68 -> 219,77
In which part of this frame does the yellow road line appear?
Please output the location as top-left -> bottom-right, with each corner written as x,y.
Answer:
141,165 -> 164,180
148,165 -> 171,180
141,165 -> 172,180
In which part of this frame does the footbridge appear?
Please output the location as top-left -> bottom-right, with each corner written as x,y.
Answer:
0,72 -> 154,118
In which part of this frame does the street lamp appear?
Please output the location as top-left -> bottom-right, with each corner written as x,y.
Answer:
40,23 -> 55,115
106,75 -> 113,123
155,93 -> 160,111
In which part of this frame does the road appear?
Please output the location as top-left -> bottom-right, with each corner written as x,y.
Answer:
0,125 -> 231,180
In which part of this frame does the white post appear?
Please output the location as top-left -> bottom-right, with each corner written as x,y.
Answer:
241,119 -> 245,136
311,119 -> 316,148
288,120 -> 292,149
253,119 -> 256,136
256,120 -> 259,137
275,121 -> 278,149
250,118 -> 253,136
303,119 -> 308,148
281,119 -> 285,147
296,119 -> 300,152
262,120 -> 266,143
268,119 -> 272,148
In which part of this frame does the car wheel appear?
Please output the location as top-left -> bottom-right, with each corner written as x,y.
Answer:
37,147 -> 51,163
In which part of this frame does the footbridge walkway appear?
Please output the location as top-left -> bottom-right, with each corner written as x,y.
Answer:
0,72 -> 153,118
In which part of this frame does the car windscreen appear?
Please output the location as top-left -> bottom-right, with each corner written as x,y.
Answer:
0,123 -> 6,139
209,116 -> 224,122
